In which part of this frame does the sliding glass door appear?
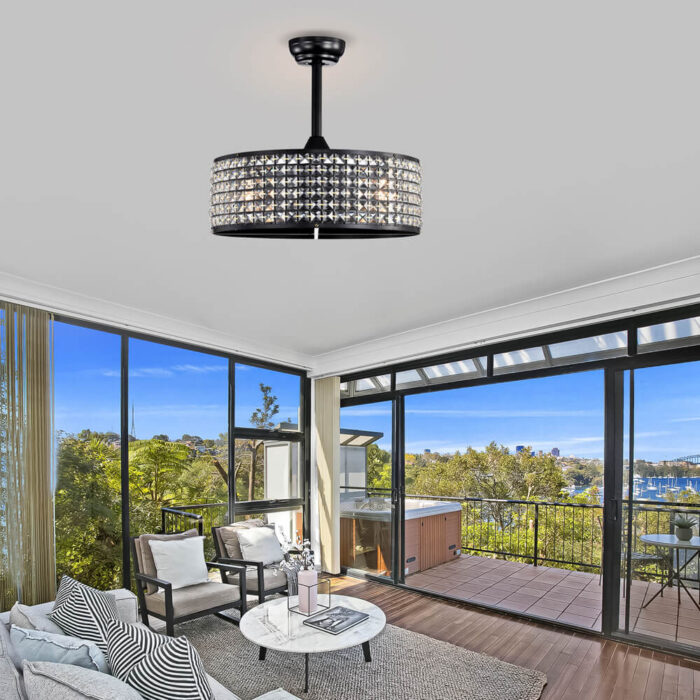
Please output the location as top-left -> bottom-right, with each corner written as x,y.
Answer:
403,371 -> 604,627
613,361 -> 700,653
339,400 -> 395,580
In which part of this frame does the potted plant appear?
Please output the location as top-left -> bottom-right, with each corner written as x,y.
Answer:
673,514 -> 696,541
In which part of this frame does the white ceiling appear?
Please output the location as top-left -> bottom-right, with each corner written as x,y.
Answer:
2,1 -> 700,364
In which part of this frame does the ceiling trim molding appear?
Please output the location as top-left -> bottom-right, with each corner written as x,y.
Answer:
310,255 -> 700,377
0,271 -> 311,370
4,255 -> 700,379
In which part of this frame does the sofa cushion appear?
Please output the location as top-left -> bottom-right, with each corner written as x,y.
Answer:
0,621 -> 25,699
237,528 -> 284,567
217,520 -> 264,560
246,567 -> 288,593
22,660 -> 142,700
147,536 -> 209,590
105,619 -> 168,679
10,602 -> 64,635
11,625 -> 109,673
136,530 -> 199,594
145,581 -> 241,618
106,619 -> 211,700
50,577 -> 119,659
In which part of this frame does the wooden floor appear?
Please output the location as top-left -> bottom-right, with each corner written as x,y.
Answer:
405,555 -> 700,645
331,575 -> 700,699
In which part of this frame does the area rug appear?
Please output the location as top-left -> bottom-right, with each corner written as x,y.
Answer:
180,616 -> 547,700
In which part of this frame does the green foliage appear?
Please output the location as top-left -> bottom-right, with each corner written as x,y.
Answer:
366,444 -> 391,490
673,514 -> 697,528
235,383 -> 280,502
55,434 -> 122,589
55,432 -> 231,588
412,442 -> 565,502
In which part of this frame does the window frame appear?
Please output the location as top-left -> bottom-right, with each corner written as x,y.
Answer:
53,314 -> 310,588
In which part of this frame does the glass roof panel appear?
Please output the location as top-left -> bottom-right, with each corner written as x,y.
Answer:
493,347 -> 545,370
354,374 -> 391,394
396,357 -> 486,388
548,332 -> 627,360
396,369 -> 421,387
638,317 -> 700,350
424,359 -> 477,379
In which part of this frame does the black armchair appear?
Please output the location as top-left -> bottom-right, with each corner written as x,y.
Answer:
212,525 -> 288,604
131,535 -> 247,636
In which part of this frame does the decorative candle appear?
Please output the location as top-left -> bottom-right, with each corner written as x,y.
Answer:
298,569 -> 318,614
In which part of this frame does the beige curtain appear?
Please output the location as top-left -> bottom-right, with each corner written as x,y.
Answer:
0,302 -> 55,610
314,377 -> 340,573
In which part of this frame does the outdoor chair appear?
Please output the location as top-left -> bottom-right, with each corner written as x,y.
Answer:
212,520 -> 288,604
596,516 -> 671,595
132,530 -> 247,636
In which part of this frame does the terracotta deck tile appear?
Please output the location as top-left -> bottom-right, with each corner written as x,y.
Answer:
556,613 -> 599,628
408,554 -> 699,643
563,603 -> 601,619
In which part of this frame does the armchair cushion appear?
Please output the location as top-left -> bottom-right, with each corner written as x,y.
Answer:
217,520 -> 265,560
135,529 -> 199,594
237,528 -> 284,567
145,581 -> 241,618
147,536 -> 209,590
246,567 -> 288,593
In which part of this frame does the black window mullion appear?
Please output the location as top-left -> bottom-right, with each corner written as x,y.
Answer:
120,334 -> 130,589
228,357 -> 236,524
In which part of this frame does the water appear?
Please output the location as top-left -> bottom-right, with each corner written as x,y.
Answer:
629,476 -> 700,503
571,477 -> 700,503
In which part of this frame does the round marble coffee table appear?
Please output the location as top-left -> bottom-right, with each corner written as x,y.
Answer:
239,594 -> 385,693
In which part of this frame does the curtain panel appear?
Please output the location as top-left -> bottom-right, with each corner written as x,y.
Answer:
0,302 -> 55,609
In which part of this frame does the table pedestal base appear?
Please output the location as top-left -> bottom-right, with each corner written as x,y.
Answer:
258,642 -> 372,693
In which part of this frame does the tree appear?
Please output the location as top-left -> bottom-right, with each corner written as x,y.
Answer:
240,383 -> 279,501
54,434 -> 122,589
128,439 -> 192,533
366,444 -> 391,490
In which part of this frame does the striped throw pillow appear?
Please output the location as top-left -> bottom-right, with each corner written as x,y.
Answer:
49,576 -> 119,658
106,619 -> 212,700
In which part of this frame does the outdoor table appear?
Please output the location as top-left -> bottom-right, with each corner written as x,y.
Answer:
639,534 -> 700,611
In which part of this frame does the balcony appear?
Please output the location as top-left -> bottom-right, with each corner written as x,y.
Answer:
163,495 -> 700,647
404,496 -> 700,647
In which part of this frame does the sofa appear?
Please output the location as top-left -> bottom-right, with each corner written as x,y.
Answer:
0,588 -> 299,700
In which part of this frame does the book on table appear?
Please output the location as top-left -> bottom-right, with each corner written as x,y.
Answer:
303,606 -> 369,635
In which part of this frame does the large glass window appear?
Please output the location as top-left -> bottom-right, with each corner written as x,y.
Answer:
234,439 -> 301,502
235,363 -> 301,430
128,339 -> 229,556
54,322 -> 122,589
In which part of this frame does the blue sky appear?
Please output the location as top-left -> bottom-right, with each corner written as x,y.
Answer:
54,322 -> 300,440
341,365 -> 700,462
55,322 -> 700,460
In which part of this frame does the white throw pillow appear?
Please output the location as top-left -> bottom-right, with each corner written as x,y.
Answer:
236,527 -> 284,566
147,536 -> 209,590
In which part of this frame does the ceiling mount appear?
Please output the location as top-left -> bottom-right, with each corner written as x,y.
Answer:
210,34 -> 422,239
288,35 -> 346,66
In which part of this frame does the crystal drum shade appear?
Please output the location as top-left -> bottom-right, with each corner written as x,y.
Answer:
211,149 -> 422,239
